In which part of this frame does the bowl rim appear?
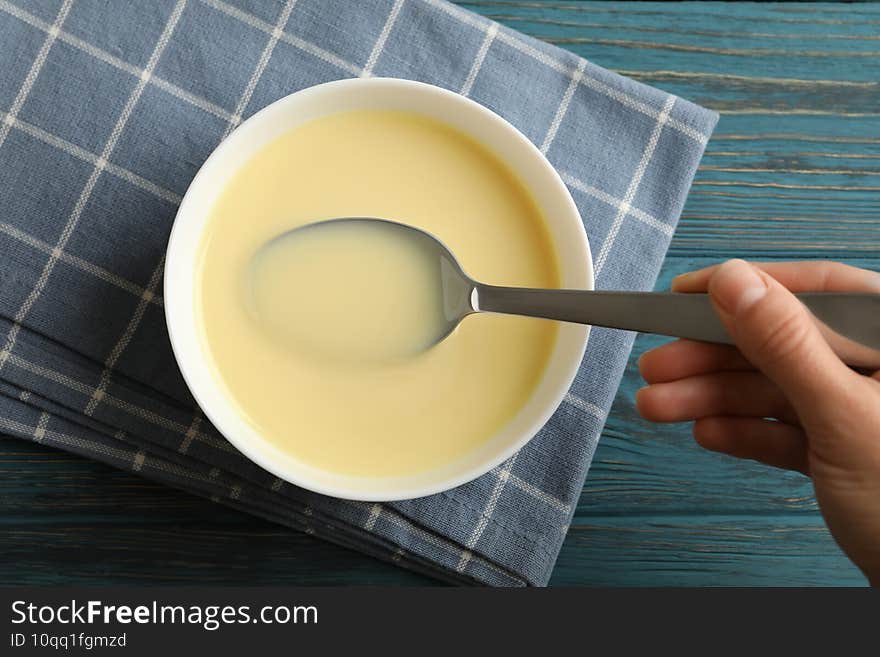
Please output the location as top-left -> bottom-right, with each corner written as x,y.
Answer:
164,77 -> 593,501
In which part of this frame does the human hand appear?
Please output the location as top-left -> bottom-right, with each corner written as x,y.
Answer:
636,259 -> 880,585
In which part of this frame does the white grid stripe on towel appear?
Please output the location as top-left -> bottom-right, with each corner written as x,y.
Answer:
0,111 -> 182,206
0,0 -> 234,124
351,502 -> 517,582
84,256 -> 166,416
457,454 -> 518,572
32,411 -> 50,442
0,0 -> 186,374
361,0 -> 405,78
200,0 -> 361,76
495,468 -> 571,513
594,95 -> 675,275
540,58 -> 587,154
460,22 -> 498,96
364,503 -> 382,531
564,392 -> 606,422
559,171 -> 675,238
0,220 -> 165,307
224,0 -> 299,136
178,414 -> 203,454
0,0 -> 72,150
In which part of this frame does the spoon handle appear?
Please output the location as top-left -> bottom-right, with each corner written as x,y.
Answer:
473,286 -> 880,368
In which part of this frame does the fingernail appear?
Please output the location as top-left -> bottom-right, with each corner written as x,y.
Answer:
865,269 -> 880,293
710,259 -> 768,316
670,272 -> 691,290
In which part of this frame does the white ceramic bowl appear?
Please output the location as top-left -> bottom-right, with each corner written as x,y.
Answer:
164,78 -> 593,501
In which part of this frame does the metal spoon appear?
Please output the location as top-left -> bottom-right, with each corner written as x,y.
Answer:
262,218 -> 880,368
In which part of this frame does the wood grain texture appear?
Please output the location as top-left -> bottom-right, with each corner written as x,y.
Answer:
2,1 -> 876,586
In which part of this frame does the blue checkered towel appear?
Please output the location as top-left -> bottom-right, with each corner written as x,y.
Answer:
0,0 -> 717,585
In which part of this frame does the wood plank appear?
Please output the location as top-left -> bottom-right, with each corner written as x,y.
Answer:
462,1 -> 880,82
553,516 -> 863,586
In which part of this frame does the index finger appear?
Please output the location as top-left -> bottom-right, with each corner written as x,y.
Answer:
671,260 -> 880,294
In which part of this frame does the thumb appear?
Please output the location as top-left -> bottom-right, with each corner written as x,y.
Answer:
707,259 -> 856,416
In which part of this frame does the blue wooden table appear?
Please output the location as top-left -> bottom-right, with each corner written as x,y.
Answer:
2,1 -> 876,586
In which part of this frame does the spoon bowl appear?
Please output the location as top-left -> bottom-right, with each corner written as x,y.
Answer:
249,217 -> 474,362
